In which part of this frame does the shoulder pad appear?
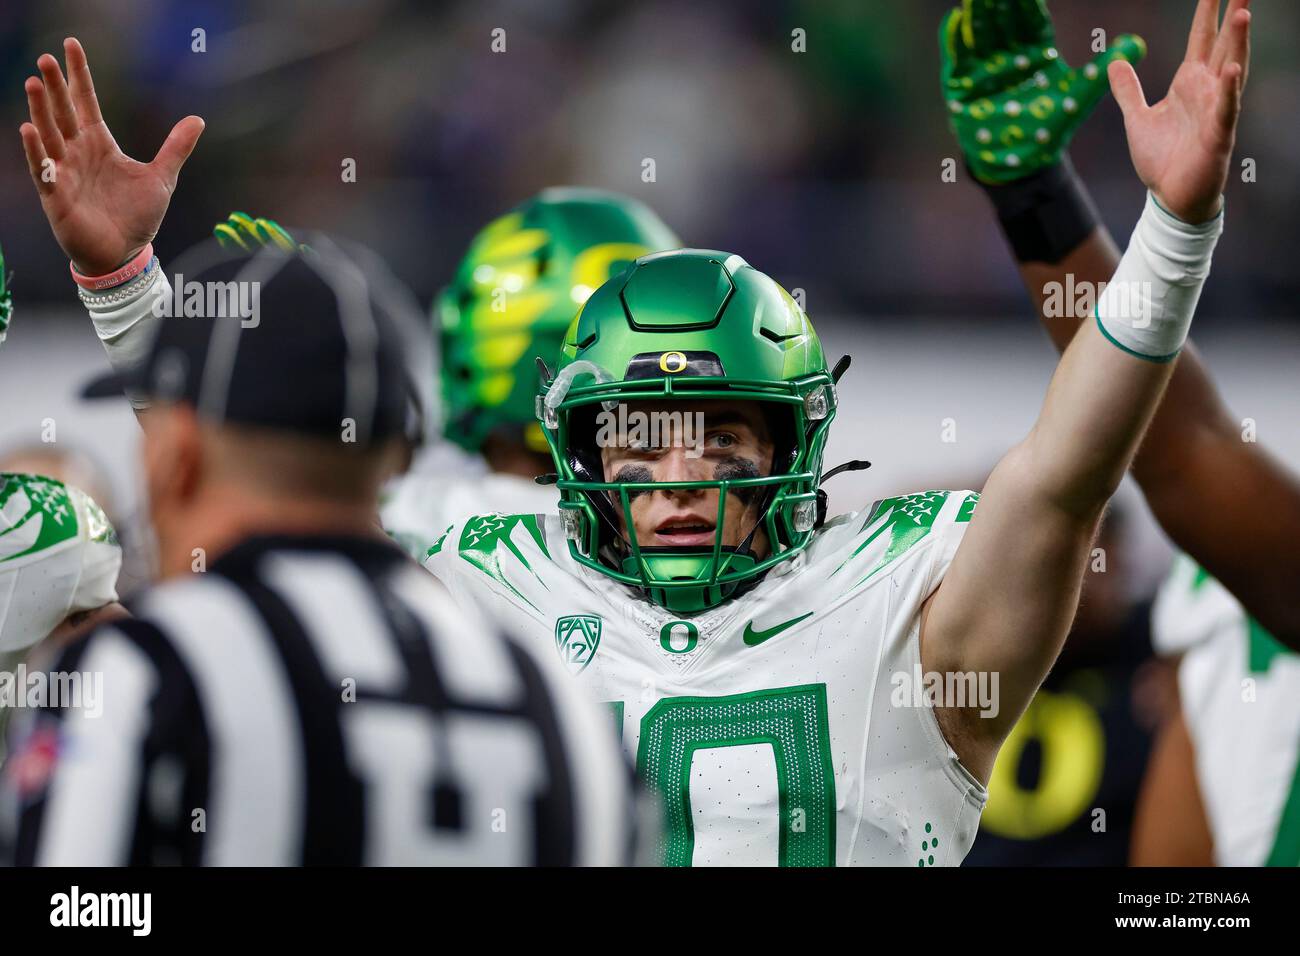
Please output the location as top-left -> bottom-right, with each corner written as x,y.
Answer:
449,513 -> 552,610
0,474 -> 81,562
830,490 -> 978,587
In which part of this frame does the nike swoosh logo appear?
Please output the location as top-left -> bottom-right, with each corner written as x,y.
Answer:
743,611 -> 814,647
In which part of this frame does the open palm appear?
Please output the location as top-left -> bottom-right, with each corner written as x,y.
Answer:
19,38 -> 204,276
1109,0 -> 1251,224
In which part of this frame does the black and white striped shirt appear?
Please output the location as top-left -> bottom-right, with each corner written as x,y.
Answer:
3,534 -> 633,865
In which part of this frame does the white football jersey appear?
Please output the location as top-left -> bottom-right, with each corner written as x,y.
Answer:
0,473 -> 120,654
425,489 -> 988,866
1152,560 -> 1300,866
1150,552 -> 1243,656
381,444 -> 559,561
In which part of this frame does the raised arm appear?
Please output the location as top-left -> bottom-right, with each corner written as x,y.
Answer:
924,0 -> 1247,781
19,38 -> 203,417
20,38 -> 203,275
944,0 -> 1300,647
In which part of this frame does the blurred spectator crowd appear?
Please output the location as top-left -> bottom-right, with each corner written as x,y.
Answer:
2,0 -> 1297,324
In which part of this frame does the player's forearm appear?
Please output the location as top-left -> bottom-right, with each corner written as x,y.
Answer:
1012,222 -> 1243,494
1024,320 -> 1175,518
1026,188 -> 1225,507
1008,223 -> 1144,512
1017,227 -> 1123,353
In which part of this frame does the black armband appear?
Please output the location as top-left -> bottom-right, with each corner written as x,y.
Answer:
975,155 -> 1100,265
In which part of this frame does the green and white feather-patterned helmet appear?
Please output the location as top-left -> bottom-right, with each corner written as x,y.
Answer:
436,188 -> 681,455
538,249 -> 840,613
0,473 -> 120,652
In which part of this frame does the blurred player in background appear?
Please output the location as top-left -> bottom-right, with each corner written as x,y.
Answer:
941,0 -> 1298,649
384,188 -> 680,556
212,190 -> 682,560
0,472 -> 124,763
0,246 -> 128,762
0,442 -> 151,600
1131,557 -> 1300,865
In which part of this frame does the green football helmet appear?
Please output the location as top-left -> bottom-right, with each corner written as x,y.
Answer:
538,249 -> 839,614
437,188 -> 681,454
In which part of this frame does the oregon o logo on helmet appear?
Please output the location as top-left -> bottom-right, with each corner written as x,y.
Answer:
659,351 -> 687,373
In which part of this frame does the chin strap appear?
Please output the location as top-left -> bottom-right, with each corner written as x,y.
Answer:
815,458 -> 871,528
820,459 -> 871,484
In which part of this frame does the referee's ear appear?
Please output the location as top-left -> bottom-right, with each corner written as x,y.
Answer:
142,403 -> 205,518
382,434 -> 417,483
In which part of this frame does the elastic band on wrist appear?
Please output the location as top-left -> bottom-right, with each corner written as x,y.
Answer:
1095,191 -> 1222,363
70,243 -> 154,291
975,156 -> 1100,265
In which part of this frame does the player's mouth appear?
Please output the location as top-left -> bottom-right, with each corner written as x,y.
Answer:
653,515 -> 717,547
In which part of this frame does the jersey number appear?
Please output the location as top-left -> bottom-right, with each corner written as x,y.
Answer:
616,684 -> 836,866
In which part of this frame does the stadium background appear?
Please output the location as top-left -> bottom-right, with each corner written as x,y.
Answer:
0,0 -> 1296,863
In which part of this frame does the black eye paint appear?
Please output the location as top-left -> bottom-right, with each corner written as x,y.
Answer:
714,457 -> 762,505
610,459 -> 762,505
611,464 -> 654,501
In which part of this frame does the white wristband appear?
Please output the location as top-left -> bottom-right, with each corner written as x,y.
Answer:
1095,192 -> 1223,362
79,261 -> 169,408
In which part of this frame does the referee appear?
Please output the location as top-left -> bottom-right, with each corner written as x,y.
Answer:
1,240 -> 633,865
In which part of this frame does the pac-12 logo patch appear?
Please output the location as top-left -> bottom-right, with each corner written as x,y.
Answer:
554,614 -> 602,673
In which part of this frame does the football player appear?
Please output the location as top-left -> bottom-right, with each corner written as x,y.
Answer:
0,474 -> 125,761
939,0 -> 1298,647
0,252 -> 127,760
426,190 -> 1231,869
416,0 -> 1247,865
1132,557 -> 1299,865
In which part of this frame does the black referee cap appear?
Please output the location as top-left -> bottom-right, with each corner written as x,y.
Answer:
88,235 -> 434,450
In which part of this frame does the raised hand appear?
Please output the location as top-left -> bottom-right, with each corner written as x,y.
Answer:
941,0 -> 1146,184
1108,0 -> 1251,224
18,38 -> 204,276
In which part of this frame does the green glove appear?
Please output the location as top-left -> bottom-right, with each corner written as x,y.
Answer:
940,0 -> 1146,184
213,211 -> 305,253
0,244 -> 12,347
